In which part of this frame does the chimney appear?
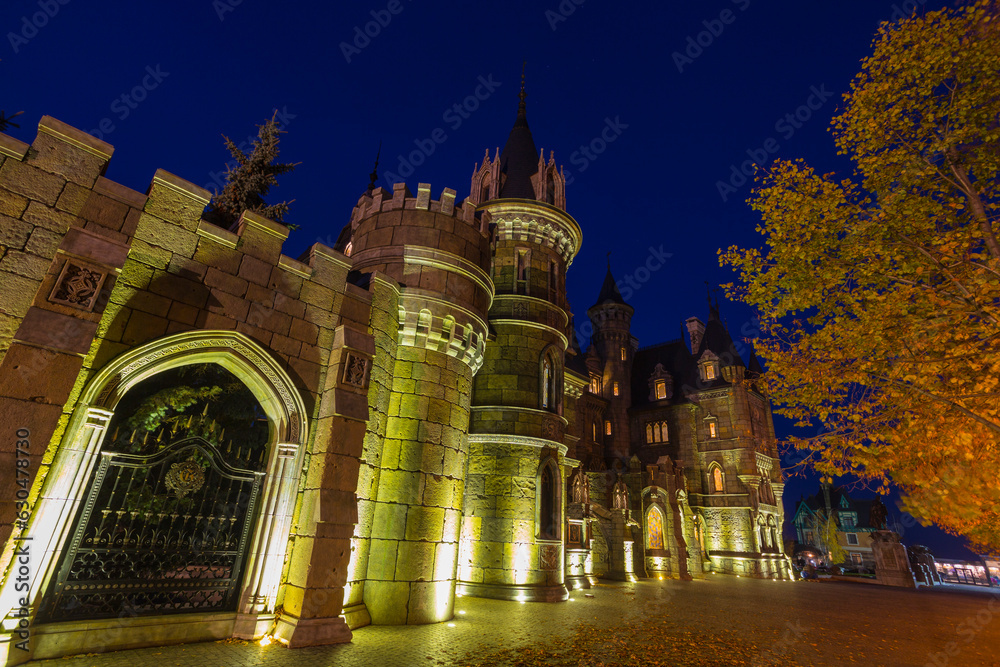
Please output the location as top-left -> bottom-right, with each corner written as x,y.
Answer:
686,317 -> 705,353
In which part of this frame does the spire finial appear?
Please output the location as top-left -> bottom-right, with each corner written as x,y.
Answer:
519,61 -> 527,112
366,141 -> 381,196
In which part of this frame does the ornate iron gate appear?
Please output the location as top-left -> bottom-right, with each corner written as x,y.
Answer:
41,437 -> 264,622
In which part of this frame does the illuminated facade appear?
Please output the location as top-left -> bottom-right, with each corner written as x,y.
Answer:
0,95 -> 786,664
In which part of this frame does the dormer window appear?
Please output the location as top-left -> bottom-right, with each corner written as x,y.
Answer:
647,363 -> 673,402
698,350 -> 720,383
705,415 -> 719,439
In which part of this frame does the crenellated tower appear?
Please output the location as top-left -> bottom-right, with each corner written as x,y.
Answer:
587,266 -> 637,463
344,182 -> 492,625
458,78 -> 582,602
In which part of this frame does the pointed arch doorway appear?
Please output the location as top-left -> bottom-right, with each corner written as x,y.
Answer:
14,331 -> 309,658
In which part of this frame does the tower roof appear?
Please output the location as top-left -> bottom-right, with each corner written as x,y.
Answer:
498,69 -> 539,200
593,265 -> 628,308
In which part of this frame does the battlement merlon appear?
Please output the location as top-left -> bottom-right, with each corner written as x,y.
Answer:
350,182 -> 485,236
1,116 -> 354,292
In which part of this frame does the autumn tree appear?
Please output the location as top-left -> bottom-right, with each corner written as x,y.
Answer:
815,511 -> 848,566
207,111 -> 299,230
720,1 -> 1000,553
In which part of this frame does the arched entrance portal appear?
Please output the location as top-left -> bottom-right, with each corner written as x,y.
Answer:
13,331 -> 309,657
40,364 -> 271,622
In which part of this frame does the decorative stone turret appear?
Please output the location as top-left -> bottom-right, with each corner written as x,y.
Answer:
458,81 -> 582,604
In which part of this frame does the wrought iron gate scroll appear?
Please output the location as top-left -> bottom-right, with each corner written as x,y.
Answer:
41,437 -> 264,622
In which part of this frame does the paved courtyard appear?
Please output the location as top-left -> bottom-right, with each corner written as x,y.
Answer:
26,577 -> 1000,666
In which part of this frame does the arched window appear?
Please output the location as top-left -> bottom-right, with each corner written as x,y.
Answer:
542,356 -> 552,409
538,460 -> 560,540
545,168 -> 555,204
612,479 -> 628,510
571,471 -> 585,503
647,506 -> 665,550
645,423 -> 653,444
759,520 -> 769,550
646,421 -> 668,444
711,465 -> 724,493
540,349 -> 559,413
480,174 -> 490,203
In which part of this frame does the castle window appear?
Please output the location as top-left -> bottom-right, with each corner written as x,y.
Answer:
344,241 -> 353,257
759,522 -> 769,549
592,422 -> 597,441
480,174 -> 490,203
655,380 -> 667,400
646,421 -> 667,444
646,506 -> 665,550
605,420 -> 612,436
705,364 -> 716,380
711,466 -> 724,493
590,374 -> 602,394
548,260 -> 558,302
620,347 -> 627,361
540,349 -> 559,413
707,419 -> 718,439
613,381 -> 619,397
538,461 -> 560,540
847,533 -> 859,546
517,249 -> 529,295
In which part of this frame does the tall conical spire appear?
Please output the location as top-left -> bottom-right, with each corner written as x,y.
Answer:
499,62 -> 539,199
593,261 -> 628,308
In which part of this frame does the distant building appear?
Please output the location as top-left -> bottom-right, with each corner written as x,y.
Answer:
792,484 -> 876,568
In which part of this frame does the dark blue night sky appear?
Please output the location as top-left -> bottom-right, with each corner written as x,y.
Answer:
2,0 -> 978,558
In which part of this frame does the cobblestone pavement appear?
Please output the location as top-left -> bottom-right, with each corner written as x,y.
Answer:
26,577 -> 1000,666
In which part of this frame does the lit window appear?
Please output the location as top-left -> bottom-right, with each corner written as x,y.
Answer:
605,420 -> 612,436
592,422 -> 597,440
708,421 -> 718,438
847,533 -> 859,546
590,375 -> 601,394
705,364 -> 716,380
620,347 -> 627,361
647,507 -> 665,550
655,380 -> 666,400
344,241 -> 353,257
646,421 -> 667,444
712,467 -> 724,493
613,381 -> 619,396
851,553 -> 863,565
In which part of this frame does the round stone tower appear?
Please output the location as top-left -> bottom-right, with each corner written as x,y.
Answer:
348,182 -> 492,624
587,266 -> 636,464
458,83 -> 583,602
